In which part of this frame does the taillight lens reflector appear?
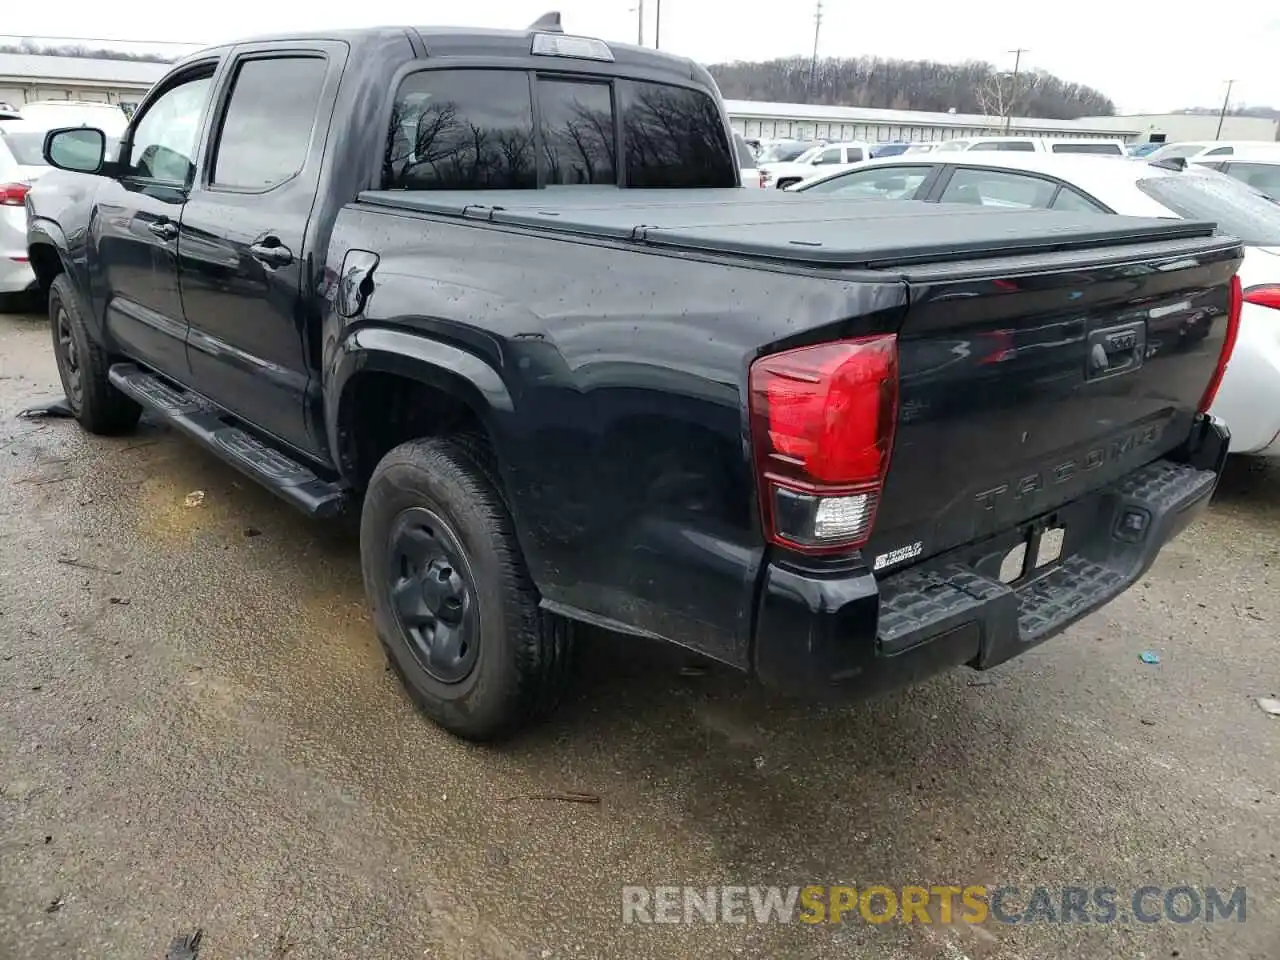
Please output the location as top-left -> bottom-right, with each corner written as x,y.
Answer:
1198,273 -> 1243,414
749,335 -> 898,554
0,182 -> 30,207
1243,283 -> 1280,311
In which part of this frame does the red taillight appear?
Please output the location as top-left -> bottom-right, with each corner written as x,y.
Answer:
749,334 -> 899,554
0,182 -> 30,207
1244,283 -> 1280,311
757,171 -> 767,189
1198,273 -> 1243,414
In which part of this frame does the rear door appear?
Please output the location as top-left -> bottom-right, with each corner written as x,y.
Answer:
179,41 -> 344,457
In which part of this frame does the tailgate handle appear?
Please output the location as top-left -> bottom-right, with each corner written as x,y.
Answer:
1087,321 -> 1146,381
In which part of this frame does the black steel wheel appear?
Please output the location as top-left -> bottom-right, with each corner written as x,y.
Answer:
360,435 -> 574,741
387,507 -> 480,684
47,274 -> 141,435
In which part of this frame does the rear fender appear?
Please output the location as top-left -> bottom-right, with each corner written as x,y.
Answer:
325,324 -> 515,482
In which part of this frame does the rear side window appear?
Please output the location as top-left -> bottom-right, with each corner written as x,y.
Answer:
732,134 -> 755,167
0,131 -> 48,166
1137,174 -> 1280,246
211,56 -> 327,190
1222,162 -> 1280,196
619,81 -> 735,187
1051,142 -> 1123,155
385,70 -> 537,190
971,140 -> 1036,152
940,168 -> 1056,208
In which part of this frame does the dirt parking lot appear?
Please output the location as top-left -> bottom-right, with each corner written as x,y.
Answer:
1,309 -> 1278,960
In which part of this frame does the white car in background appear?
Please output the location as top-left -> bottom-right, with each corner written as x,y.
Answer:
760,141 -> 870,190
794,152 -> 1280,457
1190,147 -> 1280,197
1145,140 -> 1274,164
11,100 -> 129,140
932,136 -> 1127,156
733,133 -> 765,188
0,121 -> 54,309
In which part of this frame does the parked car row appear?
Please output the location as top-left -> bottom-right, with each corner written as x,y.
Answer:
788,150 -> 1280,457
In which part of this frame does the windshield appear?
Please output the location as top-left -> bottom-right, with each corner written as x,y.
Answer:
732,134 -> 756,168
1137,173 -> 1280,246
0,131 -> 48,166
757,142 -> 809,163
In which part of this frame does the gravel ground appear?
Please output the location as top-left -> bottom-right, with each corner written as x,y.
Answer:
1,310 -> 1277,960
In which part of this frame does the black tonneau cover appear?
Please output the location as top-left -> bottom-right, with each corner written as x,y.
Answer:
357,187 -> 1217,270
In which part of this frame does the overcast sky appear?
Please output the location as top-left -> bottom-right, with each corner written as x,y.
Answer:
5,0 -> 1279,114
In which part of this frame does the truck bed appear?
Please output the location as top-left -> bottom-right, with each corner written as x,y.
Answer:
357,187 -> 1217,270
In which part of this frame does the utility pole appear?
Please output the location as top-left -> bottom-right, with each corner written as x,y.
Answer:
636,0 -> 644,46
808,0 -> 822,100
654,0 -> 661,49
1215,79 -> 1236,139
1003,47 -> 1029,134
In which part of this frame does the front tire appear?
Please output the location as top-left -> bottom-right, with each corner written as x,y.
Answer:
48,274 -> 141,435
360,436 -> 574,741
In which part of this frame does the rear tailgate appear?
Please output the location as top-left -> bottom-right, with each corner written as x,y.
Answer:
863,234 -> 1242,570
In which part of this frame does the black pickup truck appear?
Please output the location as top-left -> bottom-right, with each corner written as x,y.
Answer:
26,17 -> 1242,740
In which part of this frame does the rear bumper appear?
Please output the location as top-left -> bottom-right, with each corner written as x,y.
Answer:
752,415 -> 1230,695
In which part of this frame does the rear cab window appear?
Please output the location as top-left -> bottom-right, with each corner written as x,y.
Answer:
383,68 -> 734,190
1136,173 -> 1280,246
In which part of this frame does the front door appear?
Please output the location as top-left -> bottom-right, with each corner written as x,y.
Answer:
97,64 -> 217,380
178,44 -> 342,459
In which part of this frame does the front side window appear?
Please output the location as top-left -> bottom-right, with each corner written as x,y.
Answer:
800,165 -> 931,199
211,56 -> 327,190
620,81 -> 735,187
940,168 -> 1056,208
385,70 -> 537,190
127,71 -> 214,183
537,80 -> 616,185
816,147 -> 843,165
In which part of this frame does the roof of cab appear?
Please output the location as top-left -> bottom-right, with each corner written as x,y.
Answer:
169,21 -> 703,87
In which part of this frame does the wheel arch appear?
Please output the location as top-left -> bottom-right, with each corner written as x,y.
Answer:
327,326 -> 516,492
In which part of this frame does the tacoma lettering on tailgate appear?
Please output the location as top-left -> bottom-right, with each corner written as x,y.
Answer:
974,423 -> 1163,512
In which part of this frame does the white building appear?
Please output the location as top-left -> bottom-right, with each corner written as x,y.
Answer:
0,53 -> 168,114
724,99 -> 1139,144
1076,113 -> 1279,144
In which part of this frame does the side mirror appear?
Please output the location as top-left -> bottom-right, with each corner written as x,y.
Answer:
43,127 -> 107,174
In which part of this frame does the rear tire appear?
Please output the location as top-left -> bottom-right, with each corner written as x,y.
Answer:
48,274 -> 141,435
360,436 -> 574,741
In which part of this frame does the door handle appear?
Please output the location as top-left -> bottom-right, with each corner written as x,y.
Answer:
148,220 -> 178,241
249,240 -> 294,268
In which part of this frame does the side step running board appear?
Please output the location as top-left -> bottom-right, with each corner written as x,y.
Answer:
108,363 -> 348,519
